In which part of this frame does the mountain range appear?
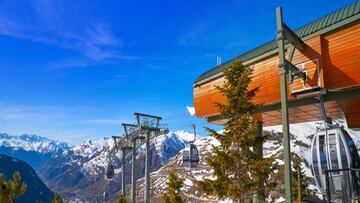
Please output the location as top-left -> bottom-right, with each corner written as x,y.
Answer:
0,133 -> 69,169
37,131 -> 190,202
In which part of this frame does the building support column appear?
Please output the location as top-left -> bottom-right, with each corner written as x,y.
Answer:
276,7 -> 293,203
131,140 -> 137,203
144,131 -> 151,203
253,122 -> 265,203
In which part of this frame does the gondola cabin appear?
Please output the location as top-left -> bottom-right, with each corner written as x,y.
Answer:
310,126 -> 360,197
182,143 -> 200,169
105,163 -> 115,180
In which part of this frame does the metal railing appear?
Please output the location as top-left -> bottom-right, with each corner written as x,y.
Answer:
325,168 -> 360,202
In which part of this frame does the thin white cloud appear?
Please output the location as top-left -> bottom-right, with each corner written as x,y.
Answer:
0,103 -> 127,144
0,1 -> 139,62
47,58 -> 94,70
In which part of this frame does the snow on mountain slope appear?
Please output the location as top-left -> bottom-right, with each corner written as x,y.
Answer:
39,131 -> 190,202
175,130 -> 197,142
0,133 -> 69,169
0,133 -> 69,153
132,136 -> 222,202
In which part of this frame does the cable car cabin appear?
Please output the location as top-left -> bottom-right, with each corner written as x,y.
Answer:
105,163 -> 115,180
182,143 -> 200,169
310,126 -> 360,199
193,1 -> 360,130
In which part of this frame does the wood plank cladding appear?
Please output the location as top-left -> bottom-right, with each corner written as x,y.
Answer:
322,23 -> 360,89
194,22 -> 360,128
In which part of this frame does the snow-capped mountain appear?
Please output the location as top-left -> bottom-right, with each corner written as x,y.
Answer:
0,133 -> 69,169
0,133 -> 69,153
133,135 -> 221,203
38,131 -> 189,202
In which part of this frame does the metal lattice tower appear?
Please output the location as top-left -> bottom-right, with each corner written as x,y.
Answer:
106,112 -> 169,203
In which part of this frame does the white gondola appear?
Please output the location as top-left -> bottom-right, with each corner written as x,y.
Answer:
105,163 -> 115,180
182,124 -> 200,169
310,126 -> 360,199
182,143 -> 199,168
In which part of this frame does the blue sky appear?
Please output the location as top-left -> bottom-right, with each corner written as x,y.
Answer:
0,0 -> 353,144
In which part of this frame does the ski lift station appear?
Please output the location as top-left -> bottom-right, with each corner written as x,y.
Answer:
193,1 -> 360,202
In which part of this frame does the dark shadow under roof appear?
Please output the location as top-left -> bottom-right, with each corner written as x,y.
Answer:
194,0 -> 360,84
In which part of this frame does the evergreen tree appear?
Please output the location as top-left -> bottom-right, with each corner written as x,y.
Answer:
51,194 -> 63,203
0,171 -> 26,203
292,156 -> 318,201
197,59 -> 276,202
161,170 -> 185,203
117,194 -> 127,203
293,162 -> 307,201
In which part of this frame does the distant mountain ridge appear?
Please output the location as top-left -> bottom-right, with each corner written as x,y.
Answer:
0,133 -> 69,169
0,133 -> 69,153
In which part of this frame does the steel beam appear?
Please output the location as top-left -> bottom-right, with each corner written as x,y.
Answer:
144,131 -> 151,203
276,7 -> 293,203
284,59 -> 300,73
287,45 -> 296,62
131,139 -> 137,203
283,23 -> 305,51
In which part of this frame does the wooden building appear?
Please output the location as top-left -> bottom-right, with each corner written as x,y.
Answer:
193,1 -> 360,129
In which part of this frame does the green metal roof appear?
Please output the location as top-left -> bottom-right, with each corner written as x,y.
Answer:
194,0 -> 360,84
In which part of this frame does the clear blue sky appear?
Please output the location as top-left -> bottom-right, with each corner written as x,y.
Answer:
0,0 -> 353,144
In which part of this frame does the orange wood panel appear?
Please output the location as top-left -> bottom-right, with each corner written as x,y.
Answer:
261,101 -> 344,127
340,99 -> 360,129
322,23 -> 360,89
194,36 -> 324,118
194,23 -> 360,128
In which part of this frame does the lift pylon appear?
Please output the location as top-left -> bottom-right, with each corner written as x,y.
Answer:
276,7 -> 311,203
106,113 -> 169,203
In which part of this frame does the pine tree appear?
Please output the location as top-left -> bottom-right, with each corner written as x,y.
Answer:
161,170 -> 185,203
0,171 -> 26,203
51,194 -> 63,203
197,59 -> 276,202
117,194 -> 127,203
292,156 -> 318,201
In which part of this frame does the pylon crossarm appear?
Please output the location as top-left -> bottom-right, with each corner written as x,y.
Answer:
287,45 -> 296,62
283,23 -> 305,51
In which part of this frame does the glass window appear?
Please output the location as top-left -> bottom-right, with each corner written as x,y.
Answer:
190,145 -> 199,161
339,134 -> 349,168
319,135 -> 328,174
183,150 -> 189,161
313,136 -> 322,187
328,133 -> 339,171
